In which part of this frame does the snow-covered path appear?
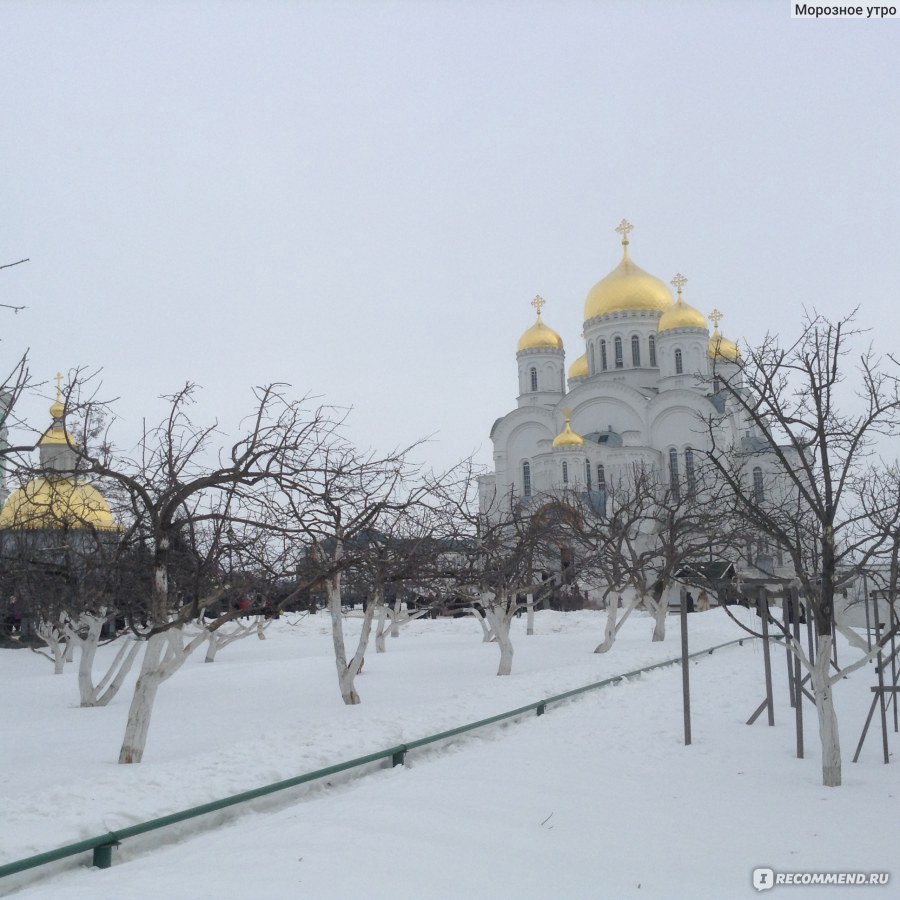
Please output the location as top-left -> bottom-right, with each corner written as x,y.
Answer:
1,609 -> 896,898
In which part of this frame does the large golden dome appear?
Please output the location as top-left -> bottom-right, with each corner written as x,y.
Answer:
568,353 -> 588,379
658,273 -> 707,332
0,477 -> 117,531
584,221 -> 673,321
517,295 -> 563,352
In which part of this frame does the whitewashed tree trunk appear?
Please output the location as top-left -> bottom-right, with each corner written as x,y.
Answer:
526,593 -> 534,636
69,615 -> 140,707
811,633 -> 842,787
595,594 -> 640,653
651,595 -> 668,642
326,567 -> 360,705
119,627 -> 207,764
65,639 -> 76,663
484,599 -> 514,676
204,617 -> 268,662
390,597 -> 402,638
346,587 -> 382,687
34,618 -> 68,673
375,603 -> 389,653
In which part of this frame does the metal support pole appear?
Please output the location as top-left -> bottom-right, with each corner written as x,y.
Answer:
792,587 -> 804,759
92,842 -> 117,869
680,591 -> 691,746
783,588 -> 795,708
759,588 -> 774,726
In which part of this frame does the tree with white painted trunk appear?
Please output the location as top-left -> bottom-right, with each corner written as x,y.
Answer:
276,438 -> 439,704
705,309 -> 900,787
438,474 -> 555,676
52,379 -> 333,763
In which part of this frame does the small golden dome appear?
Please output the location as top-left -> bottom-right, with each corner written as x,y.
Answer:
658,274 -> 707,333
50,398 -> 65,419
552,410 -> 584,448
0,477 -> 118,531
584,222 -> 673,321
708,327 -> 741,361
517,294 -> 563,352
568,353 -> 588,379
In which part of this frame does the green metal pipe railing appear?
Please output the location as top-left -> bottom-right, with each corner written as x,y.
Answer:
0,635 -> 750,880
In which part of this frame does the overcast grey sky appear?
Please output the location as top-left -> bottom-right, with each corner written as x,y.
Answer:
3,1 -> 898,471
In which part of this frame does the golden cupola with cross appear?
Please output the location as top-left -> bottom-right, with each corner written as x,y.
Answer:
708,309 -> 741,362
0,375 -> 117,532
584,219 -> 674,321
658,274 -> 707,333
516,295 -> 566,405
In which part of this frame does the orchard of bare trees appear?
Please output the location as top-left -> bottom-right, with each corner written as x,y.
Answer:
1,306 -> 900,792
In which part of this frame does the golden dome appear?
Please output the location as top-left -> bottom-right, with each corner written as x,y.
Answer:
518,295 -> 563,352
0,477 -> 118,531
658,274 -> 707,333
584,221 -> 673,321
552,410 -> 584,448
568,353 -> 588,379
708,327 -> 741,361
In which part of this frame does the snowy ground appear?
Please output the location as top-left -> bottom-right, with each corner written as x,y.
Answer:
1,608 -> 897,899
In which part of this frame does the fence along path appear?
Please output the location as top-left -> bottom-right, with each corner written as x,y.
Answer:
0,635 -> 752,881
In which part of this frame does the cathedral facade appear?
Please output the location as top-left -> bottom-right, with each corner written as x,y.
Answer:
477,221 -> 764,570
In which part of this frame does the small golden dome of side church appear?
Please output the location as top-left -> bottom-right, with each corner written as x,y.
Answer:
0,374 -> 118,532
658,273 -> 707,333
707,310 -> 741,361
552,409 -> 585,448
568,353 -> 588,379
518,295 -> 563,352
584,220 -> 674,321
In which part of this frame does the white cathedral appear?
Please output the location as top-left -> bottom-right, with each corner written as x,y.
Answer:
478,219 -> 756,530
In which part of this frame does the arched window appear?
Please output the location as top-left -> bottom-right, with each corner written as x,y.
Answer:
753,466 -> 765,501
631,335 -> 641,367
562,461 -> 569,484
614,337 -> 623,369
600,340 -> 608,371
523,461 -> 532,497
585,459 -> 592,490
674,348 -> 683,375
685,447 -> 696,497
597,464 -> 606,488
649,334 -> 657,367
589,343 -> 595,374
669,448 -> 680,501
530,367 -> 538,392
713,375 -> 722,393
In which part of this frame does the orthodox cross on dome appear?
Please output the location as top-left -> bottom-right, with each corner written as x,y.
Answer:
709,308 -> 724,330
615,218 -> 634,246
531,294 -> 546,319
562,407 -> 572,423
54,372 -> 64,393
671,273 -> 688,299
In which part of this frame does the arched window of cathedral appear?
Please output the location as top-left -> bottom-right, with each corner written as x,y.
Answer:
614,337 -> 623,369
562,461 -> 569,484
600,340 -> 608,371
589,343 -> 595,373
523,461 -> 532,497
585,459 -> 592,490
685,447 -> 696,497
713,375 -> 722,393
753,466 -> 765,501
631,335 -> 640,367
649,334 -> 657,367
674,348 -> 683,375
597,463 -> 606,488
530,367 -> 538,392
668,448 -> 680,502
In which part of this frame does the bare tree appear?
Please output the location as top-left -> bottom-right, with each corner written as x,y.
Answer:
49,378 -> 334,763
705,309 -> 900,787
